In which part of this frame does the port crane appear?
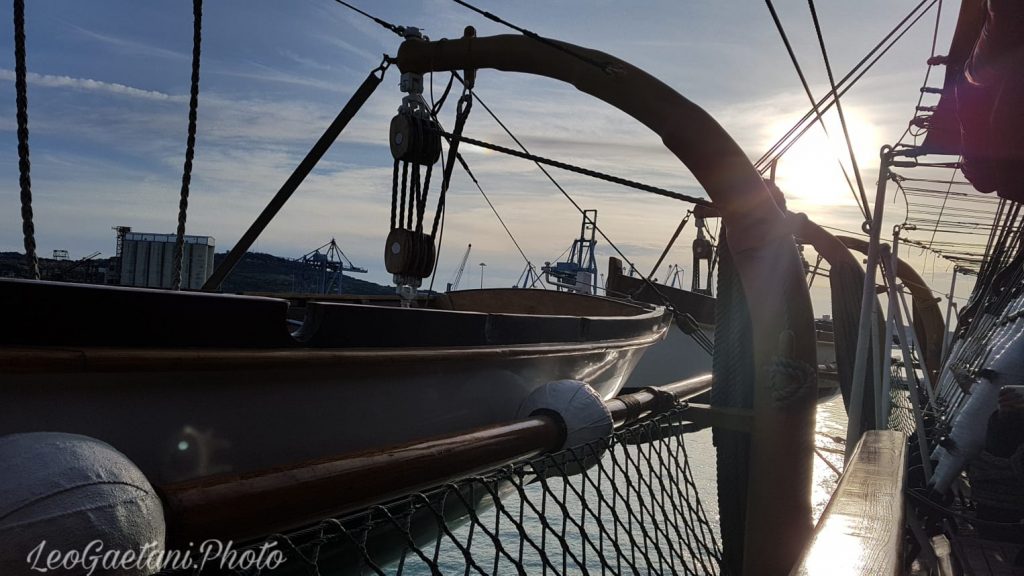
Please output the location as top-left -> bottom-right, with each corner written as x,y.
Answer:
664,264 -> 684,289
293,238 -> 367,294
48,251 -> 102,282
446,243 -> 472,292
542,210 -> 598,295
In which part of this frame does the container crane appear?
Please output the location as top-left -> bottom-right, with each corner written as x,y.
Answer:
446,243 -> 472,292
293,238 -> 367,294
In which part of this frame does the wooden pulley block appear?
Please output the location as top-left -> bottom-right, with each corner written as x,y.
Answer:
384,228 -> 436,278
389,113 -> 441,165
692,237 -> 714,259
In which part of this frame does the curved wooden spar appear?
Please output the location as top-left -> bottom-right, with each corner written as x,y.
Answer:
795,215 -> 882,430
398,36 -> 783,247
398,34 -> 817,575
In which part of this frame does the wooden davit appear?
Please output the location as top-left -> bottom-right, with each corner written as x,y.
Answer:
398,31 -> 819,575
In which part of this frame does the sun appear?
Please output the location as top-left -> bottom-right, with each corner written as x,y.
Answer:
767,107 -> 881,209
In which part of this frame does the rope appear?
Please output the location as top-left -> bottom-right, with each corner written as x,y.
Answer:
431,91 -> 472,240
453,153 -> 534,276
648,211 -> 691,280
449,0 -> 618,75
449,73 -> 714,355
437,129 -> 711,208
756,0 -> 938,172
389,159 -> 399,230
768,355 -> 817,406
894,0 -> 944,148
924,162 -> 961,250
171,0 -> 202,290
13,0 -> 39,280
806,0 -> 870,223
331,0 -> 405,38
710,232 -> 754,575
763,0 -> 869,220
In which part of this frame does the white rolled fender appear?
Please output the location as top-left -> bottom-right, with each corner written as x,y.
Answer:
0,432 -> 166,575
931,299 -> 1024,493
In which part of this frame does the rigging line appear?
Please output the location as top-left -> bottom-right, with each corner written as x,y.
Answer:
426,202 -> 445,294
437,130 -> 711,207
649,211 -> 691,280
448,0 -> 615,75
761,1 -> 937,173
452,71 -> 581,211
806,0 -> 870,221
925,161 -> 961,250
894,179 -> 911,228
763,0 -> 868,220
818,223 -> 868,237
331,0 -> 405,37
447,75 -> 712,353
978,204 -> 1021,301
13,0 -> 39,280
978,199 -> 1009,284
453,152 -> 535,272
895,0 -> 943,148
756,0 -> 936,170
758,0 -> 935,170
980,198 -> 1006,275
171,0 -> 203,291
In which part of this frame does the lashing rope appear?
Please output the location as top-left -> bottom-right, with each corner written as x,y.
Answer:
13,0 -> 39,280
171,0 -> 202,290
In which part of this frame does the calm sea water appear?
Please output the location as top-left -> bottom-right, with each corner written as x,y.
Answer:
390,397 -> 848,575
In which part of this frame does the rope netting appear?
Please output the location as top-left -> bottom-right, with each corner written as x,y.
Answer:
162,404 -> 723,576
884,361 -> 922,436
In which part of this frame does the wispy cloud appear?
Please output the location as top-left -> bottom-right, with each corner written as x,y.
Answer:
0,69 -> 183,102
68,24 -> 190,62
208,61 -> 350,93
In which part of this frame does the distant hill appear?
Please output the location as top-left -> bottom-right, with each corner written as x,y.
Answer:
1,250 -> 394,295
215,251 -> 394,295
0,251 -> 111,283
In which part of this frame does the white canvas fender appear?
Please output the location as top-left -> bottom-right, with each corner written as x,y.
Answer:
517,379 -> 613,476
0,432 -> 166,575
931,305 -> 1024,493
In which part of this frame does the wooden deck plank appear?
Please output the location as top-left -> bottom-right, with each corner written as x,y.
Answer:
789,430 -> 906,576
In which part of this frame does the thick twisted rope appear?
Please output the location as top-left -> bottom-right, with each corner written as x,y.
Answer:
171,0 -> 202,290
13,0 -> 39,280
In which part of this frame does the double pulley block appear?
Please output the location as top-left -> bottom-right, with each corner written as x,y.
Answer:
386,74 -> 442,283
390,111 -> 442,167
384,227 -> 436,280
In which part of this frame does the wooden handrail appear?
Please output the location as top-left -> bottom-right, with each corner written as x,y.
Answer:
160,375 -> 713,546
789,430 -> 907,576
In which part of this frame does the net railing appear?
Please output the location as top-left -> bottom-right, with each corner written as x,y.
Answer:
162,404 -> 723,576
885,361 -> 921,435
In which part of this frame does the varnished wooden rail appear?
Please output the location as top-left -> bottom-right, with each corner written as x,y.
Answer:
160,374 -> 713,546
789,430 -> 907,576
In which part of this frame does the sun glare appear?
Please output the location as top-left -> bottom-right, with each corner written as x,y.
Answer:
768,108 -> 880,209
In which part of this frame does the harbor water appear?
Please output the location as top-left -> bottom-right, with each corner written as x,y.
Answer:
421,396 -> 848,574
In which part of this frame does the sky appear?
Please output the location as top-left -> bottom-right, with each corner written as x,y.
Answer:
0,0 -> 975,314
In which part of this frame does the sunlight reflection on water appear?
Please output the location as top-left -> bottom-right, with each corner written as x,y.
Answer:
419,396 -> 849,575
